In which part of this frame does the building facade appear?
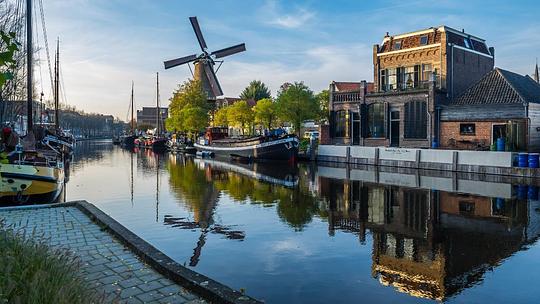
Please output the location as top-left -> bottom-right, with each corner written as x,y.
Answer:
327,26 -> 494,148
136,107 -> 168,129
440,68 -> 540,152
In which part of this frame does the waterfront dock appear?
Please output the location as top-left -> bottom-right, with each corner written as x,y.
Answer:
317,145 -> 540,178
0,201 -> 260,304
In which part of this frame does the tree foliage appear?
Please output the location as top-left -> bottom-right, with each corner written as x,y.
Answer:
239,80 -> 271,101
252,98 -> 277,130
213,106 -> 229,127
227,101 -> 254,135
166,79 -> 210,134
0,31 -> 19,89
316,90 -> 330,123
275,82 -> 318,136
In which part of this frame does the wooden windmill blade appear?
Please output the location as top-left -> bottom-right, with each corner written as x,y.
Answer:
164,54 -> 197,69
189,16 -> 207,51
203,62 -> 224,97
211,43 -> 246,59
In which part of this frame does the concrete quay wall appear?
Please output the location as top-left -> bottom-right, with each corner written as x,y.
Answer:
317,145 -> 539,177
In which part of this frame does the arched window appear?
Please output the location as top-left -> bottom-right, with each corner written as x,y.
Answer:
404,101 -> 427,139
367,103 -> 385,138
334,110 -> 349,138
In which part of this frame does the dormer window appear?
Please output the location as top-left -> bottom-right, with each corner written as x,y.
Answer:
463,37 -> 472,49
420,35 -> 428,45
393,41 -> 402,51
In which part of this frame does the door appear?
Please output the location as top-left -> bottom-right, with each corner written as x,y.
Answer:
390,110 -> 400,147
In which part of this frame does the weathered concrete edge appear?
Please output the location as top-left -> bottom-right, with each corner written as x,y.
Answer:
1,200 -> 262,304
72,200 -> 262,304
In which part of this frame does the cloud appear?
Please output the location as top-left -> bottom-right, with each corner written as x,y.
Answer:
262,0 -> 315,29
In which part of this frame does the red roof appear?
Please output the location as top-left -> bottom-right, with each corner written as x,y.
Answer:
334,82 -> 362,92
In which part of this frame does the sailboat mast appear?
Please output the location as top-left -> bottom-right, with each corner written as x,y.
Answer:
131,81 -> 134,132
26,0 -> 33,132
54,39 -> 59,129
156,72 -> 159,135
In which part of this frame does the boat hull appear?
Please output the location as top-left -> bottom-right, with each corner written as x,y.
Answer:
121,135 -> 137,147
0,163 -> 64,205
194,136 -> 299,161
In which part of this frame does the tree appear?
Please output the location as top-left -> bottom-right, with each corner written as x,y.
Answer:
0,31 -> 19,89
316,90 -> 330,124
275,82 -> 318,136
166,79 -> 210,134
227,100 -> 254,135
239,80 -> 271,101
214,106 -> 229,127
252,98 -> 277,130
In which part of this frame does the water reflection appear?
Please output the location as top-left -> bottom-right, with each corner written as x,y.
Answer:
66,141 -> 540,303
319,175 -> 540,301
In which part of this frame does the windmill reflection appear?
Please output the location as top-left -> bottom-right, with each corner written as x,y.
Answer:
319,176 -> 540,301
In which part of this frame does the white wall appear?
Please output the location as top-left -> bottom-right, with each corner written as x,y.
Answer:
379,148 -> 417,162
350,146 -> 377,159
420,149 -> 454,164
318,145 -> 348,157
457,151 -> 513,167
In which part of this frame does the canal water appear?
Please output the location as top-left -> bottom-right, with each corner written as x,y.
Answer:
66,140 -> 540,303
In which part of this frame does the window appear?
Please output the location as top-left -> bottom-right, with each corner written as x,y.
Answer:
388,68 -> 397,90
422,64 -> 432,82
334,110 -> 349,138
463,37 -> 472,49
459,201 -> 475,216
380,69 -> 387,91
460,123 -> 475,135
420,35 -> 428,45
392,40 -> 402,51
367,103 -> 385,138
404,101 -> 427,139
404,66 -> 415,88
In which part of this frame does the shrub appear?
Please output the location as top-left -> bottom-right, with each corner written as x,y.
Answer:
0,221 -> 105,304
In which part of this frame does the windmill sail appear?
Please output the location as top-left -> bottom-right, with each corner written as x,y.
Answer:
211,43 -> 246,59
203,62 -> 224,97
190,16 -> 207,51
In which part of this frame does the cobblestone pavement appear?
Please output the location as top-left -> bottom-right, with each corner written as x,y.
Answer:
0,206 -> 207,304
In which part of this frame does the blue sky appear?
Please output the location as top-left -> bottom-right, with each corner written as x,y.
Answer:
39,0 -> 540,119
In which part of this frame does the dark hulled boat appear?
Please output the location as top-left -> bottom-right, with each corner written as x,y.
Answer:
194,131 -> 299,162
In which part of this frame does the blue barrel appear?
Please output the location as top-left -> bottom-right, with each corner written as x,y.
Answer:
431,138 -> 438,149
528,153 -> 539,168
517,185 -> 528,200
518,153 -> 528,167
496,138 -> 506,151
528,186 -> 539,200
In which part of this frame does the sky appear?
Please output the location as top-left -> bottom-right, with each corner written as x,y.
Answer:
32,0 -> 540,119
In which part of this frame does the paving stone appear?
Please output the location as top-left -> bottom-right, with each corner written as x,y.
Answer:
0,207 -> 205,304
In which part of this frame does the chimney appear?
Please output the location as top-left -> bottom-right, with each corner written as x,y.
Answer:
489,47 -> 495,57
384,32 -> 390,38
462,28 -> 465,33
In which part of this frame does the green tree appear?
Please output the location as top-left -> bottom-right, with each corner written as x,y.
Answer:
316,90 -> 330,123
0,31 -> 19,89
214,106 -> 229,127
239,80 -> 271,101
227,100 -> 254,135
253,98 -> 277,130
275,82 -> 318,136
166,79 -> 210,134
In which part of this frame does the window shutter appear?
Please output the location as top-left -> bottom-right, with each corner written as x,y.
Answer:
329,111 -> 335,137
360,104 -> 367,138
384,102 -> 389,139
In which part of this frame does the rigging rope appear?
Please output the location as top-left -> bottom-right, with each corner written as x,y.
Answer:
38,0 -> 53,100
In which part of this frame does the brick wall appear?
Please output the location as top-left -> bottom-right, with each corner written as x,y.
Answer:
319,125 -> 331,145
440,121 -> 501,150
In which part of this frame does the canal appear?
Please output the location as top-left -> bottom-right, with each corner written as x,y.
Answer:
66,140 -> 540,303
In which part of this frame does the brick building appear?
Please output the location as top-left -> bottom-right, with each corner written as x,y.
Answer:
136,107 -> 168,129
327,26 -> 494,148
440,68 -> 540,151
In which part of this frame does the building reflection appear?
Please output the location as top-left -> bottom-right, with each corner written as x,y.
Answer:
319,177 -> 540,301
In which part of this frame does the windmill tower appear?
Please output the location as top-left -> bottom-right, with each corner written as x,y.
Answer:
164,17 -> 246,101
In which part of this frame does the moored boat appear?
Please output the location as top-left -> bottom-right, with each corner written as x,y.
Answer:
194,130 -> 299,161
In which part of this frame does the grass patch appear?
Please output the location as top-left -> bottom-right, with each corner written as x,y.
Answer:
0,221 -> 105,304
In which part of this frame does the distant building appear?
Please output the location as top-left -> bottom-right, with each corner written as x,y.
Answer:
326,26 -> 495,148
136,107 -> 168,129
440,68 -> 540,151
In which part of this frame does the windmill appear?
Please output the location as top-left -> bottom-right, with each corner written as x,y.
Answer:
164,16 -> 246,100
